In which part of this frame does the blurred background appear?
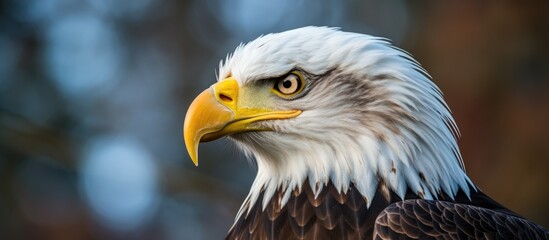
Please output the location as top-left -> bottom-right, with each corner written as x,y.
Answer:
0,0 -> 547,239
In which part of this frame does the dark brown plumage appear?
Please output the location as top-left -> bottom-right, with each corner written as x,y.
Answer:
374,200 -> 548,240
227,181 -> 548,240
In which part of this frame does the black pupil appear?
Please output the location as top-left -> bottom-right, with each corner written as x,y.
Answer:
282,79 -> 292,88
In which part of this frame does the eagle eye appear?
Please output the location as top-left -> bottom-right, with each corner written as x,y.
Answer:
273,72 -> 305,97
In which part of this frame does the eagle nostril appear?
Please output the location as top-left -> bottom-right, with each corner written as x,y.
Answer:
219,93 -> 233,103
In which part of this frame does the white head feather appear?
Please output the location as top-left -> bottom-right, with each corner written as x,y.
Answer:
218,27 -> 474,218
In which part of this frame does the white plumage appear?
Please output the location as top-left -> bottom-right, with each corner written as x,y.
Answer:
218,27 -> 474,220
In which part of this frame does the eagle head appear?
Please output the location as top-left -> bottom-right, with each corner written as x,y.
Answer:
184,27 -> 473,211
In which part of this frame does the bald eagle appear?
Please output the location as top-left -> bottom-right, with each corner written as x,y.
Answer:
183,27 -> 548,239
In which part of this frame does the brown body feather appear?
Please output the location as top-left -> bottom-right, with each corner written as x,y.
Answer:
227,181 -> 548,240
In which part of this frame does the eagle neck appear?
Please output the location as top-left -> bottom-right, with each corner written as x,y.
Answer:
233,134 -> 475,224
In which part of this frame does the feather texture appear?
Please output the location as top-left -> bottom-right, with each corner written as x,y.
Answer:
223,27 -> 473,218
227,181 -> 547,240
374,200 -> 549,240
209,27 -> 549,239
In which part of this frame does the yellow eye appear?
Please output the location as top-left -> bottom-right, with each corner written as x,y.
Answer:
273,72 -> 304,97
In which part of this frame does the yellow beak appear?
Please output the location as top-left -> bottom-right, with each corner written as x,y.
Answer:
183,78 -> 301,166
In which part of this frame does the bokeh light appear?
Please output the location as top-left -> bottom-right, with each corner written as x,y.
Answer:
80,136 -> 158,231
217,0 -> 315,37
43,13 -> 121,99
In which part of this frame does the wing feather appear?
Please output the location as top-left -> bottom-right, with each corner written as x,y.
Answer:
374,199 -> 549,240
